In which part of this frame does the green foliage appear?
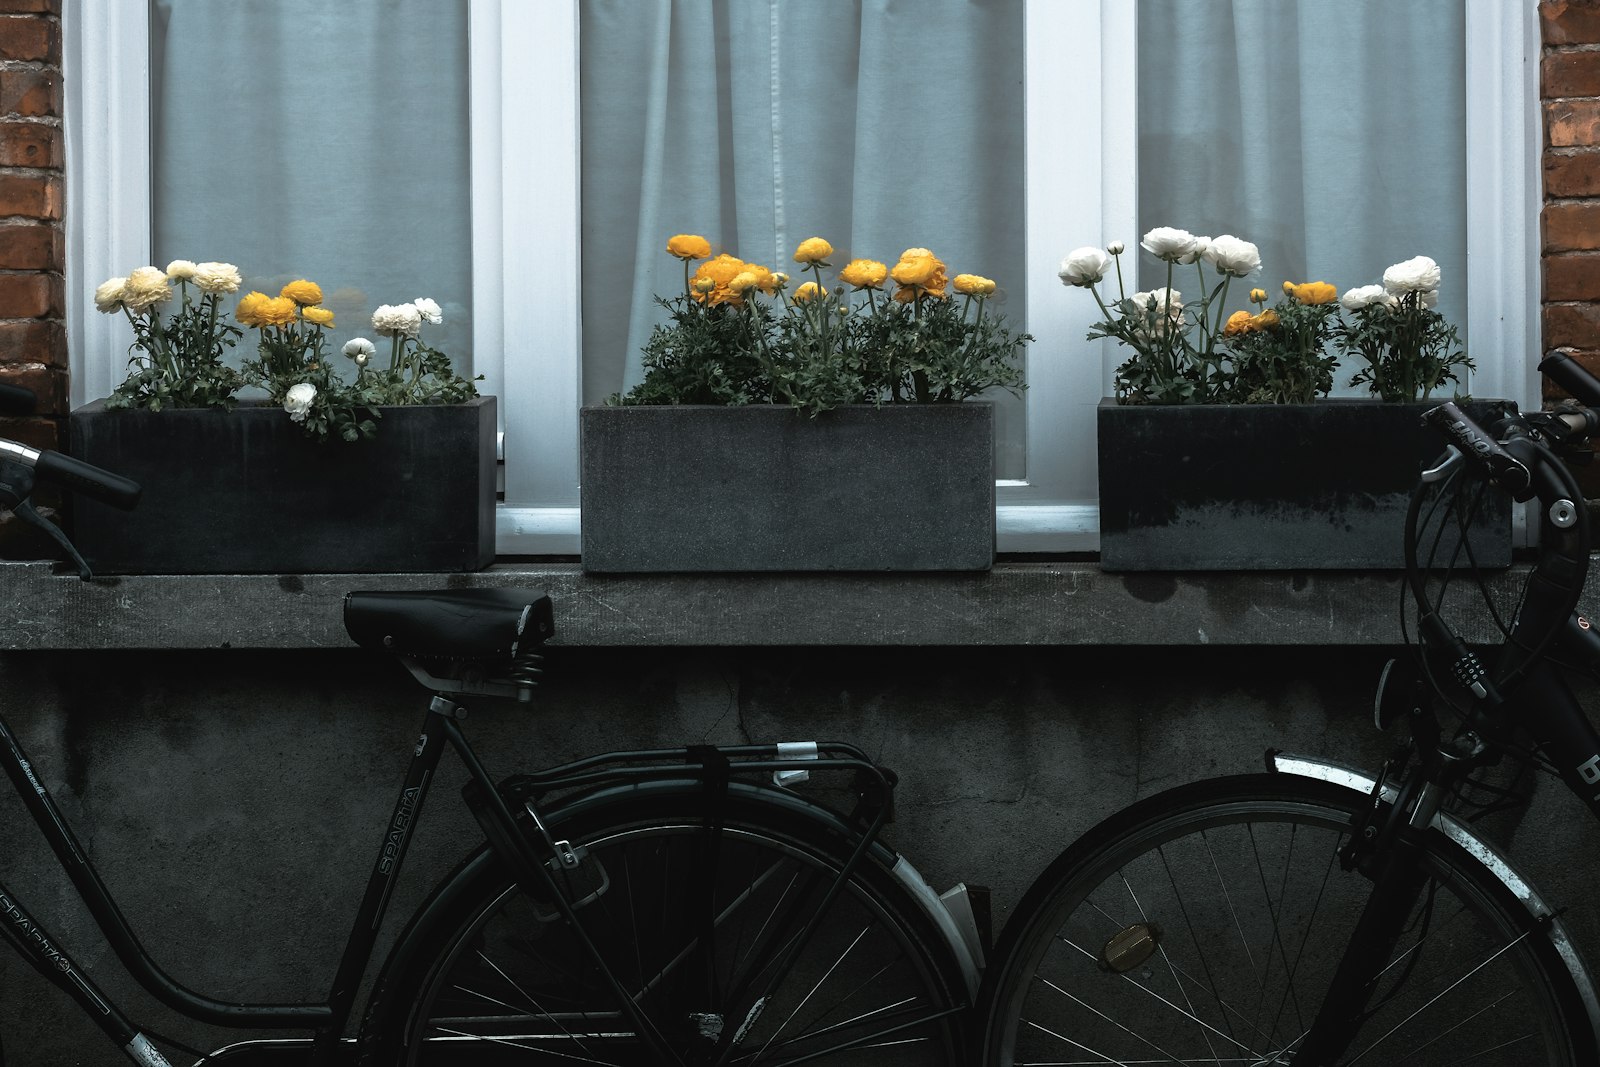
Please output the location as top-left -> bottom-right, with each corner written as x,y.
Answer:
1217,300 -> 1339,404
618,297 -> 776,407
1334,293 -> 1472,401
105,288 -> 245,412
616,275 -> 1029,414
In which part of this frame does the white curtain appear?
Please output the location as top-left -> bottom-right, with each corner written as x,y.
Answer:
1138,0 -> 1468,393
148,0 -> 474,373
578,0 -> 1028,474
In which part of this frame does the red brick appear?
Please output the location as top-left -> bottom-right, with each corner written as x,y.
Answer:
1547,254 -> 1600,300
0,69 -> 57,118
0,174 -> 57,219
0,318 -> 61,365
1546,201 -> 1600,251
1547,98 -> 1600,147
0,273 -> 58,317
1545,302 -> 1600,348
0,414 -> 57,450
0,222 -> 58,270
0,362 -> 64,412
0,122 -> 58,168
1543,1 -> 1600,45
0,15 -> 56,63
1546,150 -> 1600,197
1544,49 -> 1600,97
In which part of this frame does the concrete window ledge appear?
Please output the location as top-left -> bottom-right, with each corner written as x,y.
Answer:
0,559 -> 1563,650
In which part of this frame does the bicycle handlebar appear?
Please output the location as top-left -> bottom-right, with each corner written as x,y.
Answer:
32,451 -> 141,511
1416,394 -> 1590,701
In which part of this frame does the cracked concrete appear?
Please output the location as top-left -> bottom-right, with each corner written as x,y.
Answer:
0,645 -> 1598,1062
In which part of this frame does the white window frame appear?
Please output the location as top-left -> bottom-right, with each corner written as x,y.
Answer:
63,0 -> 1539,558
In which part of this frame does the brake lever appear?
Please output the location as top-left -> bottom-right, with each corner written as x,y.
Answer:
13,499 -> 91,580
1420,445 -> 1464,484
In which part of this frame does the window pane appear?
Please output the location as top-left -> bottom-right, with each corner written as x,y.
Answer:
149,0 -> 473,374
579,0 -> 1028,476
1137,0 -> 1467,393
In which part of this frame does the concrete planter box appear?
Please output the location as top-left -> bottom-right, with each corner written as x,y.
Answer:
581,403 -> 995,572
1097,397 -> 1514,571
69,396 -> 496,574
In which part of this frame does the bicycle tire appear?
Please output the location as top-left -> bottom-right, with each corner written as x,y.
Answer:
979,773 -> 1595,1066
370,781 -> 966,1065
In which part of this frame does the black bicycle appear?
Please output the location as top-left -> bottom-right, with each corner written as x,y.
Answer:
980,353 -> 1600,1065
0,384 -> 982,1065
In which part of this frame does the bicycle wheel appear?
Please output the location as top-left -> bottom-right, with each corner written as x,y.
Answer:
381,783 -> 966,1065
980,773 -> 1594,1066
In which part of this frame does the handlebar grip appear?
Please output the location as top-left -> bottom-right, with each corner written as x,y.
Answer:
1540,350 -> 1600,408
34,451 -> 141,510
0,383 -> 35,415
1421,401 -> 1531,497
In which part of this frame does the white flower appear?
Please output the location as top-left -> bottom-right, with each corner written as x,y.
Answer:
192,262 -> 242,294
1131,287 -> 1183,316
165,259 -> 198,281
1140,226 -> 1202,263
121,266 -> 172,312
284,382 -> 317,423
1178,235 -> 1211,265
412,297 -> 443,324
372,302 -> 422,338
1382,255 -> 1442,295
1058,246 -> 1111,287
1106,240 -> 1125,256
1128,287 -> 1184,340
343,337 -> 377,363
1204,235 -> 1261,277
1340,284 -> 1390,311
93,277 -> 127,314
1417,288 -> 1439,309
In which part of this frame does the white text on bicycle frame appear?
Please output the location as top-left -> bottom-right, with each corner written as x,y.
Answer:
380,788 -> 420,874
1577,754 -> 1600,801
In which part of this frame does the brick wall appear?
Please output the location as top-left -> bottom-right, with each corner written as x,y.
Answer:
0,0 -> 62,451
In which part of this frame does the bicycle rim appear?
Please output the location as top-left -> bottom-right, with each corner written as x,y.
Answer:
400,799 -> 964,1065
982,774 -> 1590,1066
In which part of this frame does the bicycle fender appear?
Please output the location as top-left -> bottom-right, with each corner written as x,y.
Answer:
1271,750 -> 1600,1043
354,777 -> 975,1062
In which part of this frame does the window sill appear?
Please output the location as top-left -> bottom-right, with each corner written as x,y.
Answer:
0,559 -> 1540,650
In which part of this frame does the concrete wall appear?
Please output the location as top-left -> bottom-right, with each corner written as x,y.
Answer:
1,645 -> 1598,1063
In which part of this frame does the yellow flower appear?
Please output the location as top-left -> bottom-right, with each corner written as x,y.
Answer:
234,291 -> 271,327
953,274 -> 996,296
259,295 -> 299,327
839,259 -> 888,290
667,234 -> 712,261
728,271 -> 760,295
793,237 -> 833,265
1286,281 -> 1337,305
1222,310 -> 1256,337
745,263 -> 780,294
1282,280 -> 1295,294
1249,288 -> 1268,304
301,305 -> 335,327
793,281 -> 823,302
1253,309 -> 1281,329
890,248 -> 948,301
280,279 -> 323,306
890,248 -> 941,287
690,254 -> 745,305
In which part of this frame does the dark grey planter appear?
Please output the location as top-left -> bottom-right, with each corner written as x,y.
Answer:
1097,397 -> 1515,571
69,396 -> 496,574
581,403 -> 995,572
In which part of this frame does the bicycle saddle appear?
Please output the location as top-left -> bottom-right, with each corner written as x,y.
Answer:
343,588 -> 555,662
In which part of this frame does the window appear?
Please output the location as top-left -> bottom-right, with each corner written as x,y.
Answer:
64,1 -> 1539,556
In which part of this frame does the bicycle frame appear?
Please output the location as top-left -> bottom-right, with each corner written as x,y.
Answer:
0,695 -> 464,1065
0,688 -> 920,1066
